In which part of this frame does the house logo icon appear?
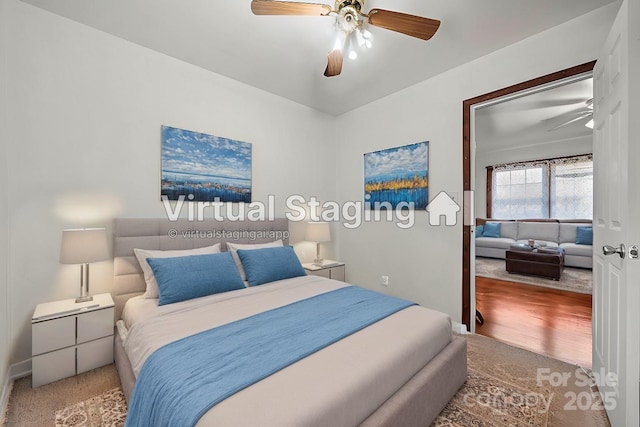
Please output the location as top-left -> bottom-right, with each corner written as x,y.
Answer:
426,191 -> 460,226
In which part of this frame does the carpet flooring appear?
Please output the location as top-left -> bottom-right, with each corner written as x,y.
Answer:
476,257 -> 592,294
2,364 -> 120,426
3,335 -> 610,426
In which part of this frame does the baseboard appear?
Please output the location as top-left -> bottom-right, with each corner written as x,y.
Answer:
452,321 -> 469,334
0,359 -> 31,424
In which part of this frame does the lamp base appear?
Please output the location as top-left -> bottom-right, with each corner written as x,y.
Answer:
76,263 -> 93,303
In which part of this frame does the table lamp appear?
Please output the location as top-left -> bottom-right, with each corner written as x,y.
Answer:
60,228 -> 109,303
305,222 -> 331,266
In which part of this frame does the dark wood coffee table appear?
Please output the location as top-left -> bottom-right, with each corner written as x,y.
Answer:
505,246 -> 565,280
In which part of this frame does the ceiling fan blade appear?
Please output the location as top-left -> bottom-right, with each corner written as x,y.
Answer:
367,9 -> 440,41
251,0 -> 332,16
548,112 -> 592,131
324,49 -> 343,77
541,109 -> 592,123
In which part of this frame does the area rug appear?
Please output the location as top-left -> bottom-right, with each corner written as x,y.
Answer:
54,388 -> 126,427
432,334 -> 610,427
44,336 -> 609,427
476,257 -> 592,294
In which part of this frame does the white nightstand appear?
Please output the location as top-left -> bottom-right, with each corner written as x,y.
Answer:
303,261 -> 346,282
31,293 -> 114,387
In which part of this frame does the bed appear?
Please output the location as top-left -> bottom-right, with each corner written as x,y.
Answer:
112,217 -> 467,426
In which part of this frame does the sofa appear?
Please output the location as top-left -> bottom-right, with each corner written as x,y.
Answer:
475,220 -> 593,269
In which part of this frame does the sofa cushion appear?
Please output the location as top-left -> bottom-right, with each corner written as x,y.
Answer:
475,225 -> 484,237
560,242 -> 593,257
517,222 -> 559,243
559,223 -> 584,244
499,222 -> 518,240
476,237 -> 515,250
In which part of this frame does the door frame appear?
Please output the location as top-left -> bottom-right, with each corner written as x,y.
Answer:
461,61 -> 596,327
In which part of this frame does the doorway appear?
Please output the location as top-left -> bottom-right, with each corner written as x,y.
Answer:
461,62 -> 595,364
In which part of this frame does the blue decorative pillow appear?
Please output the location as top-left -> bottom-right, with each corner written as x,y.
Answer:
576,226 -> 593,245
483,222 -> 501,238
147,252 -> 245,306
475,225 -> 484,238
237,246 -> 306,287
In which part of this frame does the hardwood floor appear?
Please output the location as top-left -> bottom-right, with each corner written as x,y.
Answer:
475,276 -> 592,368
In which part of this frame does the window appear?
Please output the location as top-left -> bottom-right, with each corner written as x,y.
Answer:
488,154 -> 592,219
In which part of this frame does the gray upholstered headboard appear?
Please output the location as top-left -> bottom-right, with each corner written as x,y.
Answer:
112,217 -> 290,320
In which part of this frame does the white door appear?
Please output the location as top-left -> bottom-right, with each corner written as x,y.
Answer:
592,0 -> 640,425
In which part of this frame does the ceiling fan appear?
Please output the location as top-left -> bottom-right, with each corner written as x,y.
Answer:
251,0 -> 441,77
547,98 -> 594,131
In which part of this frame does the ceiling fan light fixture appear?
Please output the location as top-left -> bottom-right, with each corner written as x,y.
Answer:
356,28 -> 365,48
332,33 -> 345,51
345,32 -> 357,59
356,28 -> 373,49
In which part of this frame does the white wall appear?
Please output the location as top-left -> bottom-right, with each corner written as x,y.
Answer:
4,0 -> 337,364
475,135 -> 593,218
0,0 -> 11,400
334,3 -> 618,322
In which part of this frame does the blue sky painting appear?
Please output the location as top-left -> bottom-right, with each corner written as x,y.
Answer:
364,142 -> 429,209
161,125 -> 252,202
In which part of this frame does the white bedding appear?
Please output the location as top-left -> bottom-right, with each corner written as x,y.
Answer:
121,275 -> 453,426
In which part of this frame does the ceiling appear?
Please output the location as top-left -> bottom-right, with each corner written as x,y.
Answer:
475,76 -> 594,152
20,0 -> 616,115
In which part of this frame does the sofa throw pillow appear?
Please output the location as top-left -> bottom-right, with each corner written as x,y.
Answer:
475,225 -> 484,238
576,226 -> 593,245
483,222 -> 501,238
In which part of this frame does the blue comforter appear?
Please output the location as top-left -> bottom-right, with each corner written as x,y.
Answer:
125,285 -> 415,427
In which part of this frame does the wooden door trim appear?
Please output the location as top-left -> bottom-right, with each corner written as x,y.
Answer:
461,61 -> 596,327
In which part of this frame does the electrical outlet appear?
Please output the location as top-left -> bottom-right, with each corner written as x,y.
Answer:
381,275 -> 389,287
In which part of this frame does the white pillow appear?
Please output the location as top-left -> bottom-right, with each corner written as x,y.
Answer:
226,240 -> 283,282
134,244 -> 221,299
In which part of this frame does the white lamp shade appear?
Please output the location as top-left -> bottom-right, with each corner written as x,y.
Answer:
305,222 -> 331,242
60,228 -> 109,264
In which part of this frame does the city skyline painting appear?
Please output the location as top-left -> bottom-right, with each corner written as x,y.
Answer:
364,141 -> 429,209
161,125 -> 252,202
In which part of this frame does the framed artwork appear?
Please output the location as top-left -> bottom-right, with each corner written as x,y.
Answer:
161,125 -> 252,202
364,141 -> 429,209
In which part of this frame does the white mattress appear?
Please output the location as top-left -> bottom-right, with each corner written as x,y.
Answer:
120,275 -> 453,426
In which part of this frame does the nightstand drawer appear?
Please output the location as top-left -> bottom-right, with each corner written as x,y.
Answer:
304,264 -> 345,281
77,336 -> 113,374
329,265 -> 345,281
77,308 -> 114,344
309,268 -> 331,278
32,316 -> 75,356
31,347 -> 75,387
